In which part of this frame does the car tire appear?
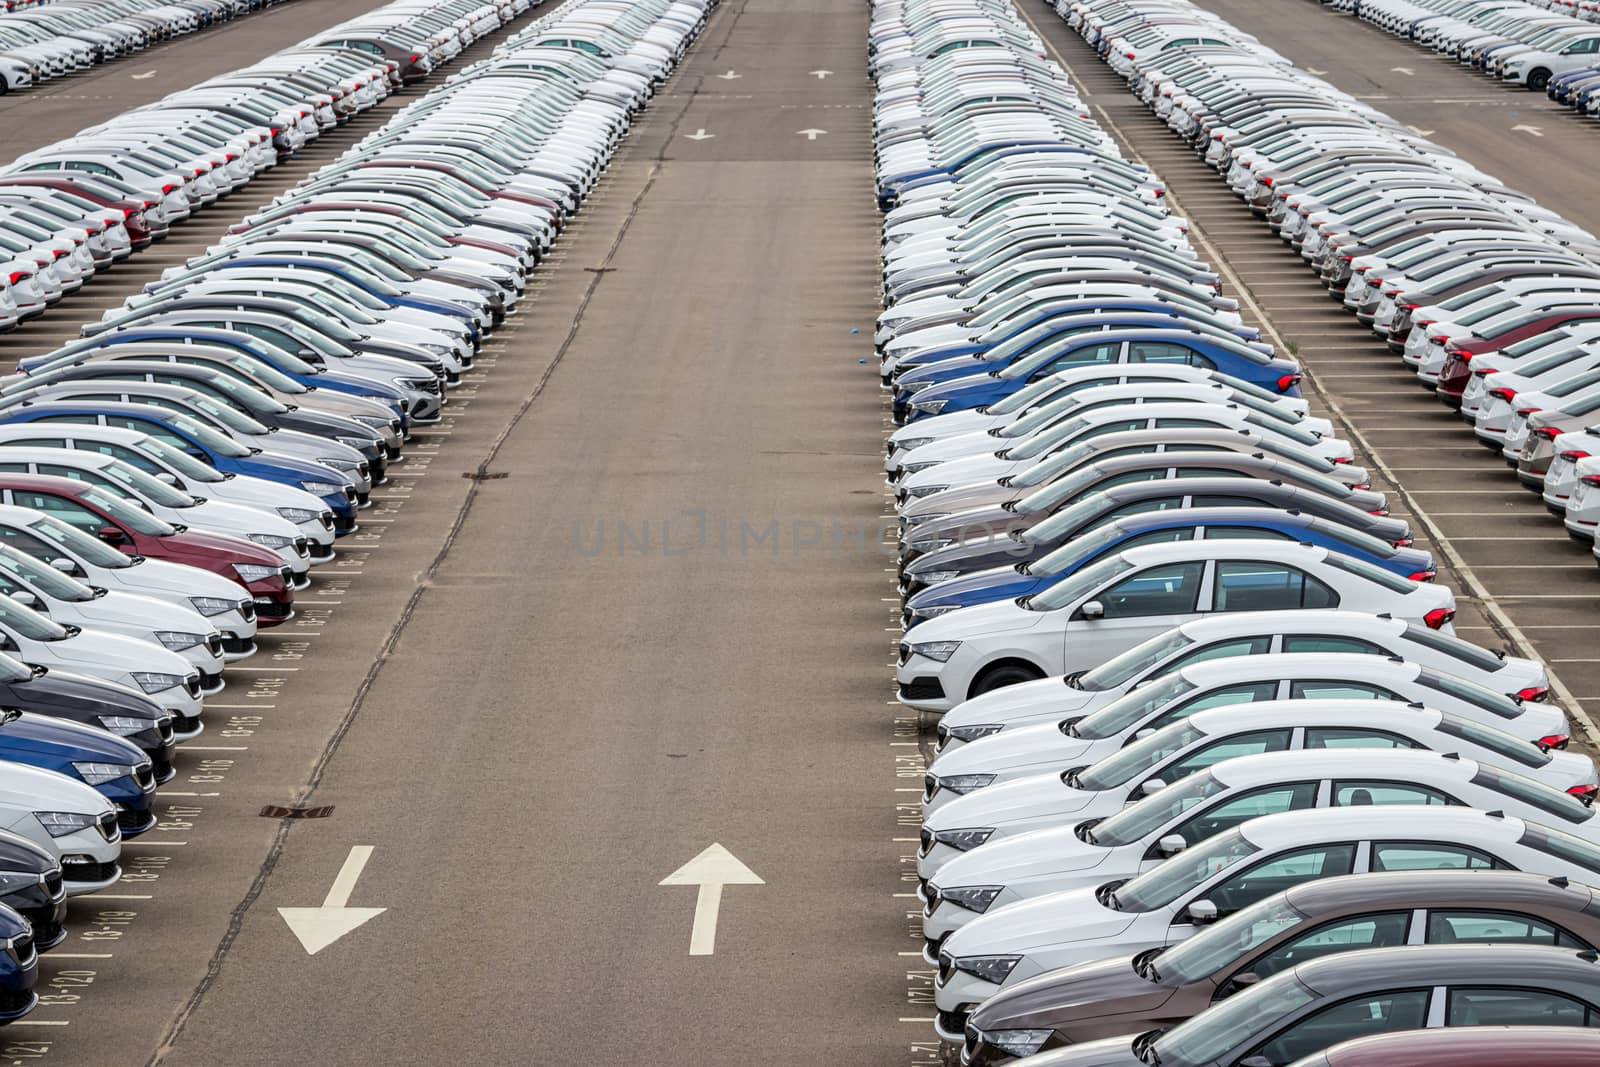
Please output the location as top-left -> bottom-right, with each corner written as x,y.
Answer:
1529,69 -> 1552,92
970,661 -> 1045,698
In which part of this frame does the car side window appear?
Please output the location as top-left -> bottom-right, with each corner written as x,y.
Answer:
1281,636 -> 1386,656
1249,989 -> 1431,1066
1428,910 -> 1590,949
1446,987 -> 1592,1027
1193,495 -> 1271,507
1236,912 -> 1411,988
1304,728 -> 1420,751
36,415 -> 102,428
1115,529 -> 1195,552
1288,681 -> 1398,701
1202,526 -> 1294,540
1371,843 -> 1501,872
1163,782 -> 1319,853
1108,499 -> 1189,518
0,464 -> 26,475
1158,730 -> 1293,784
7,491 -> 100,532
1037,342 -> 1121,377
1076,419 -> 1148,441
1164,637 -> 1275,672
1095,561 -> 1205,619
1333,780 -> 1454,807
94,444 -> 161,474
1213,562 -> 1340,612
1097,470 -> 1174,490
1204,844 -> 1357,917
102,417 -> 190,452
1156,682 -> 1281,728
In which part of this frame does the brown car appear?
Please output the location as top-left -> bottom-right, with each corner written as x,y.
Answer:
963,870 -> 1600,1066
1289,1025 -> 1600,1067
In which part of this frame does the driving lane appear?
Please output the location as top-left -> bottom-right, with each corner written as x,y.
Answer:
143,0 -> 910,1064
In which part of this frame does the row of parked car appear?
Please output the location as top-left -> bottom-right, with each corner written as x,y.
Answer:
0,0 -> 544,331
0,0 -> 289,95
1072,0 -> 1600,558
873,0 -> 1600,1063
1334,0 -> 1600,96
0,0 -> 708,1025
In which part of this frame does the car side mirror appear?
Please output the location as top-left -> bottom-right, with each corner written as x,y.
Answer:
1186,899 -> 1218,924
1158,834 -> 1188,856
1080,599 -> 1105,619
97,525 -> 127,546
1141,779 -> 1167,797
1239,1057 -> 1273,1067
49,558 -> 77,575
155,472 -> 178,486
1232,972 -> 1262,989
9,591 -> 38,610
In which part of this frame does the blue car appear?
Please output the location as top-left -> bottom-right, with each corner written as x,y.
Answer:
0,709 -> 154,837
890,308 -> 1266,379
878,140 -> 1077,211
902,506 -> 1436,628
0,903 -> 36,1023
895,328 -> 1303,423
0,400 -> 360,533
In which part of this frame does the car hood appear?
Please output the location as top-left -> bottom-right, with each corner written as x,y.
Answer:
65,590 -> 212,635
929,720 -> 1099,781
906,598 -> 1046,644
908,567 -> 1042,614
944,884 -> 1138,959
941,679 -> 1096,735
6,669 -> 162,721
971,953 -> 1174,1033
925,772 -> 1111,835
101,556 -> 246,601
0,758 -> 112,815
933,822 -> 1111,890
149,527 -> 282,569
40,628 -> 190,677
1,711 -> 145,764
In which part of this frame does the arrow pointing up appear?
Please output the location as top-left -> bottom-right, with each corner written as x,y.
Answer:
660,843 -> 763,956
684,128 -> 715,141
810,69 -> 833,79
278,846 -> 386,955
716,69 -> 740,80
796,128 -> 828,141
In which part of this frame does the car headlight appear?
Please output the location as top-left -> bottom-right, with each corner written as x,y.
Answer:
153,631 -> 204,651
97,715 -> 151,736
276,508 -> 320,524
954,955 -> 1021,985
352,415 -> 392,429
129,672 -> 183,694
899,460 -> 942,475
933,827 -> 995,852
300,481 -> 342,496
246,534 -> 295,550
905,514 -> 950,527
932,773 -> 994,796
232,564 -> 280,583
944,724 -> 1003,744
71,762 -> 133,786
937,885 -> 1005,914
893,437 -> 936,453
981,1029 -> 1052,1058
914,605 -> 963,620
33,811 -> 95,838
907,538 -> 953,552
0,870 -> 41,895
904,484 -> 948,499
913,570 -> 960,585
335,436 -> 372,451
911,398 -> 947,415
315,456 -> 359,473
909,641 -> 961,662
188,596 -> 236,617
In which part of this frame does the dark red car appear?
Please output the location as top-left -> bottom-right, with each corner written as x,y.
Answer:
1297,1025 -> 1600,1067
0,474 -> 294,625
1433,308 -> 1600,406
0,178 -> 161,250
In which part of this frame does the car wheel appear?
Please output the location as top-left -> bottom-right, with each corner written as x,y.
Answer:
1529,69 -> 1552,92
970,661 -> 1044,698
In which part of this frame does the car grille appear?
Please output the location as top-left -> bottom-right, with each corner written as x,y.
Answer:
341,485 -> 357,505
61,858 -> 117,884
182,674 -> 201,698
204,633 -> 223,657
333,512 -> 357,533
937,951 -> 956,986
292,537 -> 310,559
357,461 -> 370,480
919,826 -> 935,856
5,933 -> 33,971
898,642 -> 911,666
276,566 -> 293,584
318,511 -> 334,531
156,718 -> 175,745
95,812 -> 119,843
116,808 -> 154,835
41,871 -> 61,900
171,711 -> 200,736
133,764 -> 154,791
237,599 -> 256,622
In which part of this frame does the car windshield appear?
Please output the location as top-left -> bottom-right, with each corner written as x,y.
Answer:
0,594 -> 68,641
1007,441 -> 1101,490
189,395 -> 271,436
27,515 -> 132,568
1026,492 -> 1113,542
100,461 -> 194,509
79,485 -> 174,537
1026,517 -> 1127,576
1153,975 -> 1317,1065
1159,895 -> 1308,985
1006,417 -> 1096,461
1075,721 -> 1205,791
1028,554 -> 1136,612
1114,828 -> 1259,911
1077,627 -> 1196,691
1072,673 -> 1198,740
986,374 -> 1071,416
200,372 -> 290,415
1435,714 -> 1548,769
0,544 -> 93,602
166,411 -> 250,458
0,652 -> 30,683
1091,770 -> 1228,847
224,354 -> 307,394
137,436 -> 225,483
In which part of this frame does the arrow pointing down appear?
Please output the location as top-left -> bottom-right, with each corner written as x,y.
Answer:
796,128 -> 827,141
660,843 -> 763,955
716,70 -> 740,80
810,69 -> 833,79
278,846 -> 386,955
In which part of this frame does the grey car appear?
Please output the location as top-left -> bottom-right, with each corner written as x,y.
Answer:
963,869 -> 1600,1065
1009,944 -> 1600,1067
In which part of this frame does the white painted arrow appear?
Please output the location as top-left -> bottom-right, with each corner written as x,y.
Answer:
810,69 -> 833,79
1406,125 -> 1436,136
131,70 -> 157,80
796,128 -> 828,140
684,128 -> 715,141
1306,67 -> 1328,76
716,69 -> 740,80
1512,123 -> 1544,137
659,843 -> 763,956
278,846 -> 386,955
1391,66 -> 1414,75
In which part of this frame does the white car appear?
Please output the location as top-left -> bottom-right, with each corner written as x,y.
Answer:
0,541 -> 228,689
929,806 -> 1600,1040
0,763 -> 119,896
918,697 -> 1595,880
0,504 -> 258,660
897,540 -> 1458,713
921,747 -> 1594,948
922,652 -> 1570,812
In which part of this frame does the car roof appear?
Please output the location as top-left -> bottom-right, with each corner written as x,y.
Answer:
1293,943 -> 1600,998
1187,698 -> 1442,736
1178,652 -> 1421,685
1119,537 -> 1326,565
1207,746 -> 1474,790
1176,609 -> 1402,640
1239,805 -> 1526,851
1285,868 -> 1594,918
1319,1026 -> 1600,1067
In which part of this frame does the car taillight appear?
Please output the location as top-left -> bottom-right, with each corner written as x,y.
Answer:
1541,733 -> 1572,750
270,126 -> 282,136
161,183 -> 177,195
1536,426 -> 1564,440
1423,607 -> 1454,630
1516,406 -> 1543,417
1583,474 -> 1600,488
1418,319 -> 1436,328
1568,784 -> 1596,806
1370,507 -> 1390,516
1408,569 -> 1437,582
1276,374 -> 1302,393
1333,456 -> 1351,465
1519,686 -> 1551,703
1394,537 -> 1414,548
410,52 -> 421,63
1561,450 -> 1592,462
1489,387 -> 1518,401
6,271 -> 28,285
1262,177 -> 1274,187
51,249 -> 67,260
